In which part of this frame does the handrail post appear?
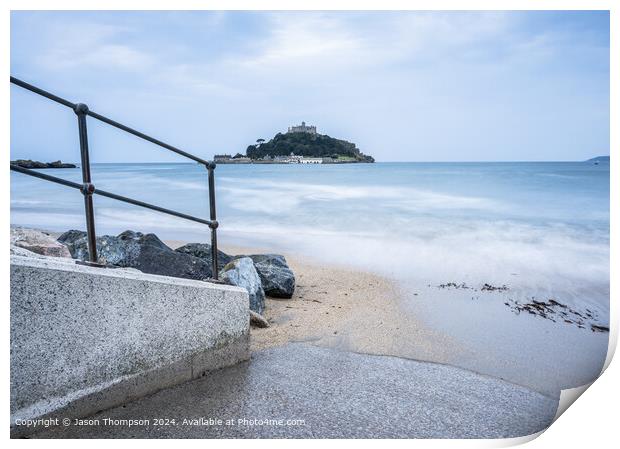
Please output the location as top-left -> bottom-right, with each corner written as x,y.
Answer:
207,162 -> 219,280
74,103 -> 98,264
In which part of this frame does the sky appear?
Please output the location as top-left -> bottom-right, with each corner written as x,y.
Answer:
10,10 -> 610,163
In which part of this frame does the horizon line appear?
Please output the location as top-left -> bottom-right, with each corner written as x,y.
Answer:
32,158 -> 609,164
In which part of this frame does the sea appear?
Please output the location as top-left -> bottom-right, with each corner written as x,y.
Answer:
10,161 -> 610,394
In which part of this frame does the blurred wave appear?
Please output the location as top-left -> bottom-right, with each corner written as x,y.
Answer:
10,161 -> 609,315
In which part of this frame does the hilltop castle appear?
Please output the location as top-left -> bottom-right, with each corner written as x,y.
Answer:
287,121 -> 317,135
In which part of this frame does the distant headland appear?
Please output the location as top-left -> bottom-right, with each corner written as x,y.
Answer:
215,122 -> 375,164
11,159 -> 76,169
586,156 -> 609,163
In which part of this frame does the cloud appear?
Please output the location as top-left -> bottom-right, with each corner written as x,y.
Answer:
22,12 -> 570,93
232,13 -> 364,71
34,21 -> 154,71
220,12 -> 518,74
10,11 -> 609,162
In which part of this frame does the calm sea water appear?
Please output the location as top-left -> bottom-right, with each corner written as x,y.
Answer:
10,161 -> 609,312
11,161 -> 611,393
10,161 -> 610,393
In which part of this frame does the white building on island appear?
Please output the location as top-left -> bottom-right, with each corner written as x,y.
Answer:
273,153 -> 323,164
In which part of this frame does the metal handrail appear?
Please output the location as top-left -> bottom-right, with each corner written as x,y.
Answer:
10,76 -> 220,279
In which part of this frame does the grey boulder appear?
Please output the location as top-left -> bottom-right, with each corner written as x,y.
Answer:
249,310 -> 270,328
60,231 -> 129,265
248,254 -> 295,299
175,242 -> 232,271
11,227 -> 71,258
57,229 -> 88,249
57,229 -> 214,281
221,257 -> 265,314
10,244 -> 47,259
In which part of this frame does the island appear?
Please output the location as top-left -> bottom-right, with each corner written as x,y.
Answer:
11,159 -> 77,169
215,122 -> 375,164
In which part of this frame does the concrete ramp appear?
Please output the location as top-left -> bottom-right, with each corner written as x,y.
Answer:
10,255 -> 249,435
33,343 -> 558,438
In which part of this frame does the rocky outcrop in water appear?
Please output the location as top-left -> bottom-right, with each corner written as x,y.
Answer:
220,257 -> 265,314
11,159 -> 76,169
11,227 -> 71,258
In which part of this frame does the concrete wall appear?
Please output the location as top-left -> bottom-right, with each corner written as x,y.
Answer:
10,255 -> 249,434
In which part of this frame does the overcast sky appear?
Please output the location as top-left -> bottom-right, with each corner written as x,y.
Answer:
10,10 -> 609,163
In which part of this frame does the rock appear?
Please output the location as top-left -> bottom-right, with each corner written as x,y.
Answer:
248,254 -> 295,299
175,243 -> 232,271
57,229 -> 214,280
47,160 -> 77,168
249,310 -> 270,328
117,230 -> 169,250
59,230 -> 130,265
10,227 -> 71,258
221,257 -> 265,314
10,244 -> 39,257
10,244 -> 78,267
57,229 -> 87,246
125,238 -> 212,280
11,159 -> 76,169
11,159 -> 47,168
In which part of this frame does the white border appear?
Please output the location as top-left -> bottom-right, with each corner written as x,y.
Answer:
3,1 -> 617,447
